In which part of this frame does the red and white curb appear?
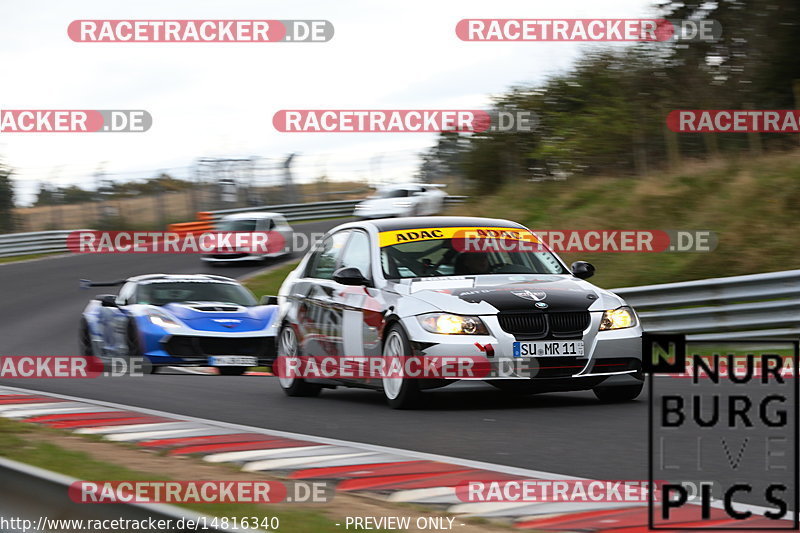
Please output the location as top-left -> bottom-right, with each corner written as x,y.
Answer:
0,385 -> 793,531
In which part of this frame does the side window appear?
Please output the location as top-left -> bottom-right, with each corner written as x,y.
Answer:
339,231 -> 372,278
116,282 -> 136,306
306,231 -> 350,280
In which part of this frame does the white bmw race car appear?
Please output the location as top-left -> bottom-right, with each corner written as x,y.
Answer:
274,216 -> 644,408
353,183 -> 447,219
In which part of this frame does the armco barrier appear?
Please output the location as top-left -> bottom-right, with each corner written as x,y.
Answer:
612,269 -> 800,340
0,229 -> 93,258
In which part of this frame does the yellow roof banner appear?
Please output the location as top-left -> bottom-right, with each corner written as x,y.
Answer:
378,226 -> 539,247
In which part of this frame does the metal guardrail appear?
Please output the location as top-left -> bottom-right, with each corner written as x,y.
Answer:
201,196 -> 469,224
0,230 -> 93,258
0,457 -> 238,532
612,269 -> 800,340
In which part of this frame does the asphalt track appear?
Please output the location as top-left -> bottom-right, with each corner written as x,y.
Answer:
0,218 -> 795,510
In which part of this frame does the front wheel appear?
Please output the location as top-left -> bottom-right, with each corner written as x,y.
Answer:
127,320 -> 157,374
382,325 -> 423,409
593,383 -> 644,402
79,319 -> 93,356
276,325 -> 321,397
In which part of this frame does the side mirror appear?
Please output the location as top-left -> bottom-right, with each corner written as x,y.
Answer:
99,294 -> 118,307
333,267 -> 370,287
260,295 -> 279,305
571,261 -> 595,280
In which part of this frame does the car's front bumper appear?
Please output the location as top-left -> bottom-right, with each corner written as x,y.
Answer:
399,311 -> 642,385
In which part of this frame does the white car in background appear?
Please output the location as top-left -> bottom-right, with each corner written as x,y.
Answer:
354,183 -> 447,219
201,212 -> 294,264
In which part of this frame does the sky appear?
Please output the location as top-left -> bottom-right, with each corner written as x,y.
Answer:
0,0 -> 658,205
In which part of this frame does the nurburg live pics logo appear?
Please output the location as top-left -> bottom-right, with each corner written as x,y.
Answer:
643,334 -> 799,529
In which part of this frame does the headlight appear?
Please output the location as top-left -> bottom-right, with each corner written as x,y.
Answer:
417,313 -> 489,335
148,311 -> 182,329
599,307 -> 637,330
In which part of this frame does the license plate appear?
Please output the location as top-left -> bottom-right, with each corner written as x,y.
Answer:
513,341 -> 584,357
208,356 -> 258,367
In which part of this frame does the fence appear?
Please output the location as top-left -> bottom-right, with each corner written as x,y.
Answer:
611,269 -> 800,340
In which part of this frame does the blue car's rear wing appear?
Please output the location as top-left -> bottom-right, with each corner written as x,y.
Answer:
79,279 -> 126,289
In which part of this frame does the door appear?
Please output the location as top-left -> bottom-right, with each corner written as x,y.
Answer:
299,230 -> 351,357
329,230 -> 386,380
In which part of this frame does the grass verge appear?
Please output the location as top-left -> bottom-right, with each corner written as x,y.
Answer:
0,252 -> 63,265
243,261 -> 300,299
456,150 -> 800,288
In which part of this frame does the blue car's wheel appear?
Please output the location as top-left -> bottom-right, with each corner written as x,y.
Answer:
127,319 -> 157,374
79,319 -> 93,356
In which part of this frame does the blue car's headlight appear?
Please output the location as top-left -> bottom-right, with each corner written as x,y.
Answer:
147,311 -> 182,329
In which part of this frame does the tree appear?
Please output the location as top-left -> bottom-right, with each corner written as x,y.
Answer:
0,162 -> 16,233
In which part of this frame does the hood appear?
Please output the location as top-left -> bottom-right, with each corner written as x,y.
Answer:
161,302 -> 278,332
390,275 -> 623,315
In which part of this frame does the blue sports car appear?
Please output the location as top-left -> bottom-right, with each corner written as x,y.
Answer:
79,274 -> 279,375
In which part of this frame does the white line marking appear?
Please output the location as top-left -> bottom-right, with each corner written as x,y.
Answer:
386,487 -> 456,503
242,452 -> 378,472
204,446 -> 326,463
107,429 -> 209,442
76,422 -> 193,435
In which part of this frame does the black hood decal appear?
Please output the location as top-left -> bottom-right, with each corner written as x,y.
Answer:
450,284 -> 596,312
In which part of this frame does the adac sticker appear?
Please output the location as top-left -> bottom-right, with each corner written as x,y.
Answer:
378,226 -> 539,247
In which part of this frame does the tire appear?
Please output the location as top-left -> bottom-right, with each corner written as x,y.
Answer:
381,324 -> 424,409
218,367 -> 248,376
126,319 -> 143,356
276,324 -> 321,397
79,319 -> 93,356
127,319 -> 158,374
593,383 -> 644,402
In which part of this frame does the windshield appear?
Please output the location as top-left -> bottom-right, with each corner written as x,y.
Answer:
218,219 -> 258,231
380,238 -> 568,279
137,282 -> 257,306
372,189 -> 412,199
